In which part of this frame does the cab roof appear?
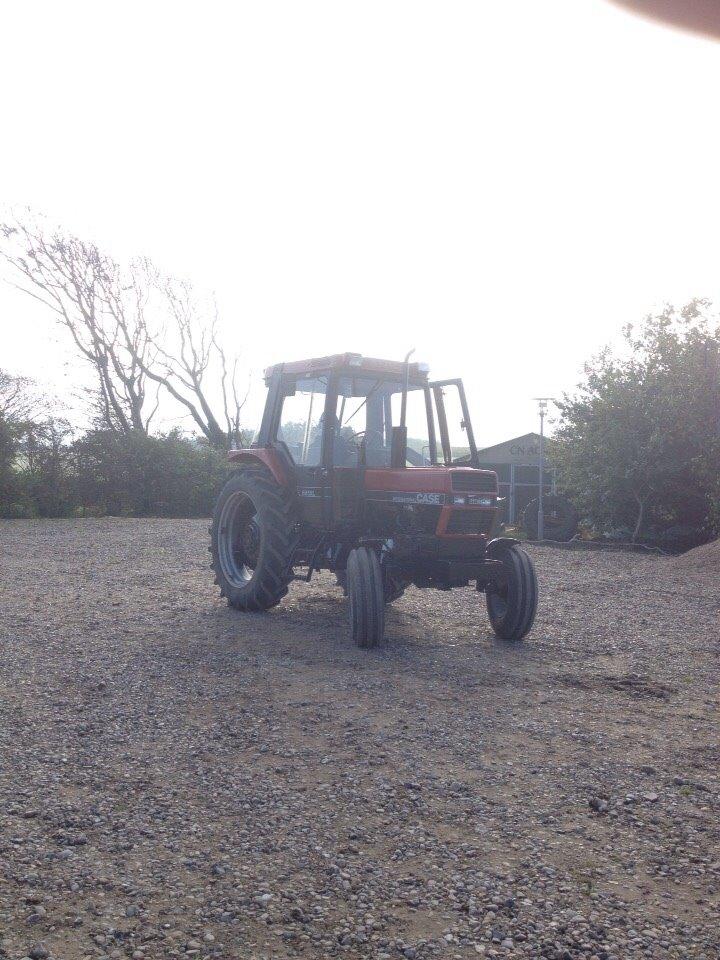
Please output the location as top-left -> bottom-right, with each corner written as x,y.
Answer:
264,353 -> 430,384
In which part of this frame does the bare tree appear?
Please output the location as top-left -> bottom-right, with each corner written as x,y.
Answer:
103,268 -> 248,448
0,214 -> 157,435
217,333 -> 250,450
1,212 -> 247,449
136,277 -> 248,449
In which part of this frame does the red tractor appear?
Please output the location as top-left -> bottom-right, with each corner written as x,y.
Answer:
210,353 -> 537,647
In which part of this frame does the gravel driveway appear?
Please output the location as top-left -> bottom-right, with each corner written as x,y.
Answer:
0,519 -> 718,960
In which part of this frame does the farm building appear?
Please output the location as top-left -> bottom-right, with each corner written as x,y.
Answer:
476,432 -> 554,525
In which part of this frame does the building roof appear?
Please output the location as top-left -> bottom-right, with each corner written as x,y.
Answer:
476,432 -> 544,465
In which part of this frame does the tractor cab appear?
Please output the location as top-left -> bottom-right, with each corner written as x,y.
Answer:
252,351 -> 493,483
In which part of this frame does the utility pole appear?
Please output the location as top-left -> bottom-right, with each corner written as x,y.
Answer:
533,398 -> 554,540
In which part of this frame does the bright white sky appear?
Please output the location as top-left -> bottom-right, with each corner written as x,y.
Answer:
1,0 -> 719,445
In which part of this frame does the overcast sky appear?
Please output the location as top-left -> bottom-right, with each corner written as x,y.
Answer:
1,0 -> 719,445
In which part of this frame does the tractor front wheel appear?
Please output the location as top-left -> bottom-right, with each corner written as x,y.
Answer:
347,547 -> 385,648
485,544 -> 538,640
210,469 -> 297,611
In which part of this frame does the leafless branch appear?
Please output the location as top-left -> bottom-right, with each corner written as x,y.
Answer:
0,213 -> 152,435
1,211 -> 249,448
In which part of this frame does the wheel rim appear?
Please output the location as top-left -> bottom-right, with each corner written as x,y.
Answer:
487,579 -> 509,619
487,563 -> 511,620
218,491 -> 260,587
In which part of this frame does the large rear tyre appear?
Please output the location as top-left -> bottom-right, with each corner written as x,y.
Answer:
210,469 -> 298,611
485,544 -> 538,640
523,495 -> 578,542
347,547 -> 385,648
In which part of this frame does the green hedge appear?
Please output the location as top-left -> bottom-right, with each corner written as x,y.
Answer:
0,428 -> 231,519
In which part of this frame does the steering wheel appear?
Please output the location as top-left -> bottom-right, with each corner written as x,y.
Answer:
345,429 -> 386,465
349,428 -> 385,446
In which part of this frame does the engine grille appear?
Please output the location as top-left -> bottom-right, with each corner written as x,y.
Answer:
445,510 -> 494,536
450,471 -> 497,493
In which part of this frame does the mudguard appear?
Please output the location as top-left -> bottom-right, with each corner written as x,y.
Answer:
486,536 -> 521,557
227,448 -> 289,487
475,537 -> 522,591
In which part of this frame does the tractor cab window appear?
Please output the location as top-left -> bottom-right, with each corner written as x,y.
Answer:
390,388 -> 434,466
336,377 -> 434,468
335,377 -> 389,467
277,376 -> 328,466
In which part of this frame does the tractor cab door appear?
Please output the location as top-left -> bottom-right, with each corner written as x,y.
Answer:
430,379 -> 480,467
328,376 -> 370,524
276,375 -> 332,529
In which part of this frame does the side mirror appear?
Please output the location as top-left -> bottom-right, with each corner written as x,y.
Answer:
390,425 -> 407,468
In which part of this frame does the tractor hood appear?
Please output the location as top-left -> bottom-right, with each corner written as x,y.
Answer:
364,467 -> 497,497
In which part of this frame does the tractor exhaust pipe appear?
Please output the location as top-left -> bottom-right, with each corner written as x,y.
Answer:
391,348 -> 415,468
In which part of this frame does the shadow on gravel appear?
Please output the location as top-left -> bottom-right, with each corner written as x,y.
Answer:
173,592 -> 545,703
558,672 -> 677,699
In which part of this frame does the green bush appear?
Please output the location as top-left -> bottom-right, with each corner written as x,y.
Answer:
0,428 -> 231,519
554,303 -> 720,545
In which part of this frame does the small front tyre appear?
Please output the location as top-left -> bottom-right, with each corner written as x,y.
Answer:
347,547 -> 385,648
485,544 -> 538,640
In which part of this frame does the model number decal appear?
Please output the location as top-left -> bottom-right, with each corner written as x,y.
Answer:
367,491 -> 496,507
390,492 -> 444,505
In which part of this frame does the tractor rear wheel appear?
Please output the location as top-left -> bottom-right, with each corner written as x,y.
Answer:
210,469 -> 297,611
485,544 -> 538,640
347,547 -> 385,648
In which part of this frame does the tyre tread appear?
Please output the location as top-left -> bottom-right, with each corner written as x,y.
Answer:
486,544 -> 538,641
347,547 -> 385,648
210,468 -> 298,612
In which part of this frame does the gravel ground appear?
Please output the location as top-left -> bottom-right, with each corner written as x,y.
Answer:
0,519 -> 718,960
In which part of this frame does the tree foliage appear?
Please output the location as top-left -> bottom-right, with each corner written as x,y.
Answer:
68,430 -> 229,517
1,424 -> 229,519
0,369 -> 50,516
554,302 -> 720,545
0,367 -> 230,518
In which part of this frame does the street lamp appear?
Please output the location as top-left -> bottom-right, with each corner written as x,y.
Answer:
532,398 -> 554,540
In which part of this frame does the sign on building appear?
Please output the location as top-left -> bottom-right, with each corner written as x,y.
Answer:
476,433 -> 553,524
